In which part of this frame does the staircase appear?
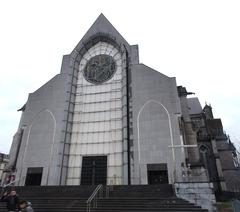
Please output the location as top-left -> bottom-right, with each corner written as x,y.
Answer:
0,185 -> 208,212
0,186 -> 95,212
96,185 -> 208,212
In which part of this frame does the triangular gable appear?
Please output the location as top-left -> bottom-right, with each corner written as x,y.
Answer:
72,14 -> 130,54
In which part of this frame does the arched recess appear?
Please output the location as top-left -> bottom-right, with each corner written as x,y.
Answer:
73,33 -> 122,61
199,144 -> 211,179
19,109 -> 56,185
136,100 -> 175,184
62,33 -> 129,185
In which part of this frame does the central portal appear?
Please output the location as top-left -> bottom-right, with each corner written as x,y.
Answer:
81,156 -> 107,185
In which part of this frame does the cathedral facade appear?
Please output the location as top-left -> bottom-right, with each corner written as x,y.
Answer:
7,14 -> 185,186
6,15 -> 239,190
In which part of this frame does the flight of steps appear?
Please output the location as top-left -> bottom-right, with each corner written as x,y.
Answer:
0,185 -> 208,212
0,186 -> 95,212
96,185 -> 208,212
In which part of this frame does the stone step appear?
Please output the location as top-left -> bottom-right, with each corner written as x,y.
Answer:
0,185 -> 208,212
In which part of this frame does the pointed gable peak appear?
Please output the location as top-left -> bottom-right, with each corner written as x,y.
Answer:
88,13 -> 117,33
95,13 -> 110,25
86,13 -> 127,41
73,13 -> 129,54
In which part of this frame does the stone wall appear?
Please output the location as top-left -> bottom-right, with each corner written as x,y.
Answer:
174,182 -> 216,212
131,64 -> 184,184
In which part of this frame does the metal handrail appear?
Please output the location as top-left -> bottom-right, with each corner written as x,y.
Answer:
2,179 -> 19,188
0,178 -> 19,197
86,184 -> 103,212
105,185 -> 114,198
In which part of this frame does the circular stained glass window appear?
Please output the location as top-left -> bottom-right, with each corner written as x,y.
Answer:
83,54 -> 116,84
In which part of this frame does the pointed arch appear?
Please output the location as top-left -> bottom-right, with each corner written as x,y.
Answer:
136,100 -> 175,183
19,109 -> 56,185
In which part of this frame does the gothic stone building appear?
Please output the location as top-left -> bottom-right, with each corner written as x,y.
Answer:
187,98 -> 240,192
5,15 -> 240,191
0,153 -> 9,186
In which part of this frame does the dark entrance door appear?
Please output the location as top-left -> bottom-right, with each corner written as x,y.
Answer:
148,170 -> 169,184
147,163 -> 169,184
25,167 -> 43,186
81,156 -> 107,185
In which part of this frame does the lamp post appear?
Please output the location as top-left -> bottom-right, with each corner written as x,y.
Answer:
137,100 -> 175,184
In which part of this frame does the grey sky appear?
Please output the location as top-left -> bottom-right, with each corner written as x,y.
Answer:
0,0 -> 240,153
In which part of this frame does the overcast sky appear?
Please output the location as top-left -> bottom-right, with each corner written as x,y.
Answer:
0,0 -> 239,154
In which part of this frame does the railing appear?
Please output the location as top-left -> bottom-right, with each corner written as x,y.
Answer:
2,178 -> 19,188
105,184 -> 114,198
0,178 -> 19,197
86,184 -> 103,212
